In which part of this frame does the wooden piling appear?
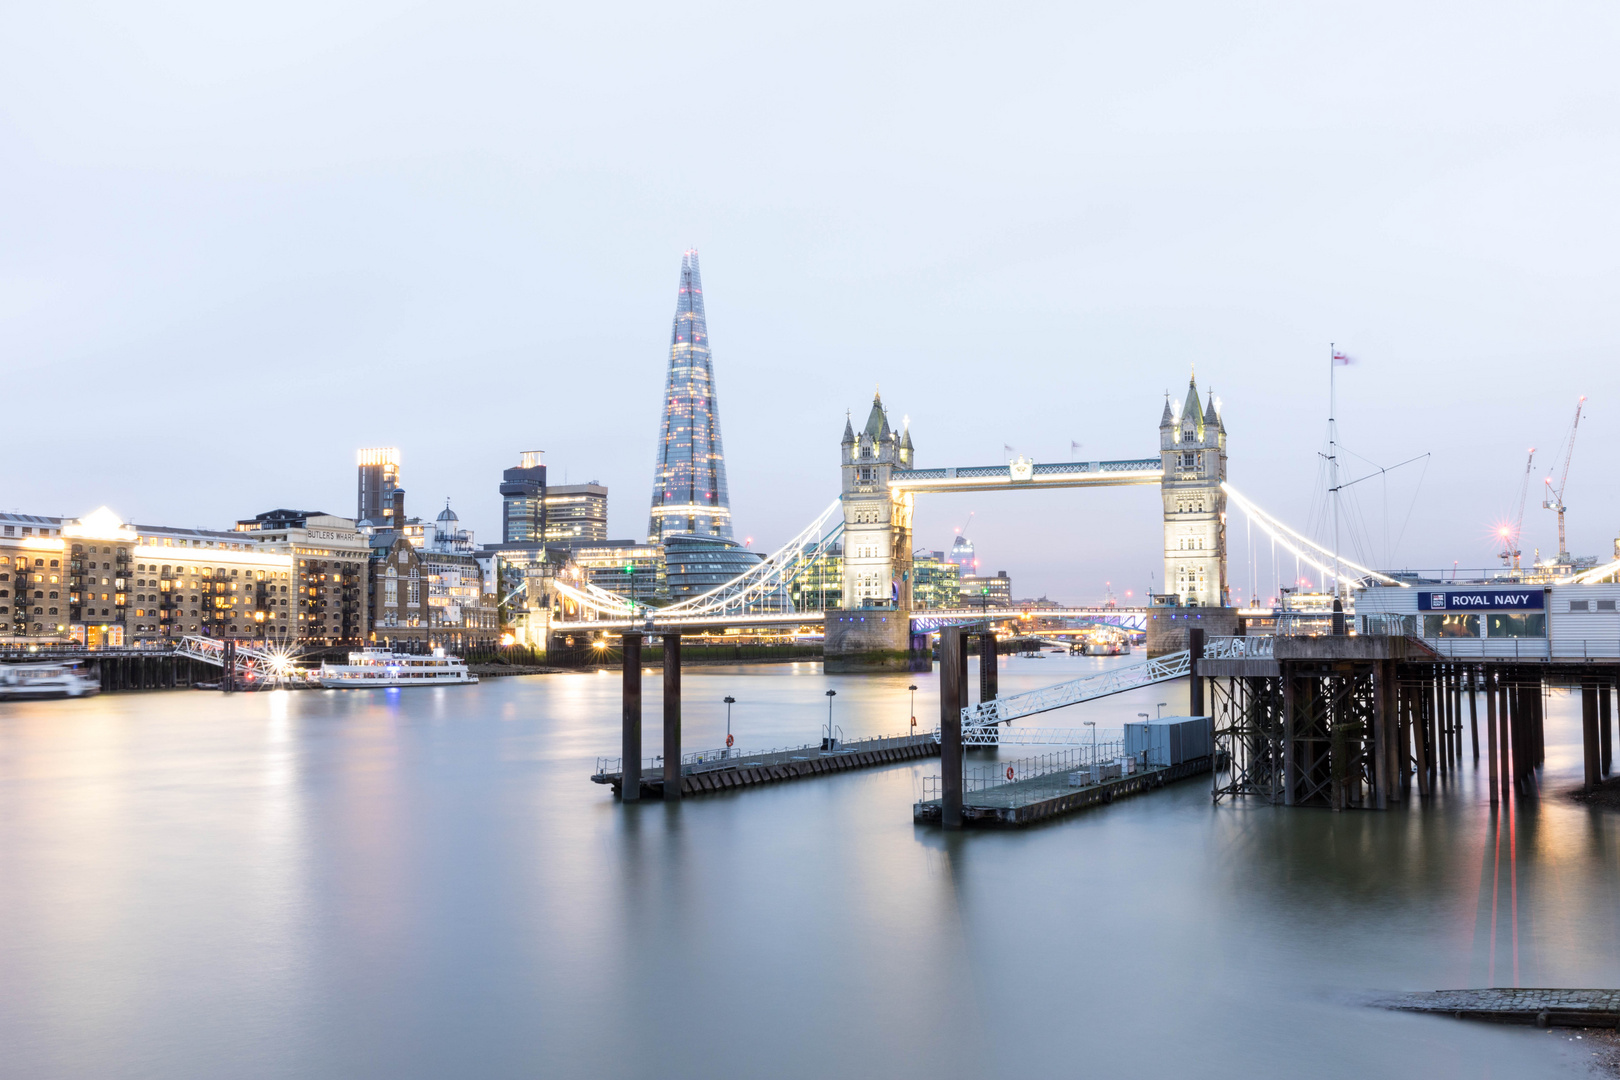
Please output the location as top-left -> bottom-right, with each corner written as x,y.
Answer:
1468,665 -> 1480,763
1583,678 -> 1602,792
1411,682 -> 1429,798
1372,660 -> 1391,809
940,626 -> 966,830
1602,677 -> 1613,778
621,632 -> 642,803
1281,668 -> 1298,806
1188,628 -> 1206,718
1486,666 -> 1499,805
662,633 -> 681,801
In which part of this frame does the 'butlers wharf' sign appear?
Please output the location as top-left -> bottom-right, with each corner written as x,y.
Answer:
1417,590 -> 1544,612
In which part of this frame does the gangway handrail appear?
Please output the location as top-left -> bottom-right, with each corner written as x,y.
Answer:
963,650 -> 1191,727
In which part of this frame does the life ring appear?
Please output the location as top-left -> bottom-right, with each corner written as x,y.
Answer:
1006,766 -> 1015,781
725,733 -> 734,747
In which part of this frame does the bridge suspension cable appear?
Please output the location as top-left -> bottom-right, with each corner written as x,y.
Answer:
657,499 -> 844,618
1221,482 -> 1408,589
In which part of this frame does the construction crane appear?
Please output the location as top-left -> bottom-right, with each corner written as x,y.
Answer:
1543,395 -> 1586,562
1500,448 -> 1536,570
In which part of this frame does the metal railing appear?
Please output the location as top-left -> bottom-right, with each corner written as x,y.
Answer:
920,739 -> 1125,802
1202,635 -> 1274,660
963,649 -> 1189,727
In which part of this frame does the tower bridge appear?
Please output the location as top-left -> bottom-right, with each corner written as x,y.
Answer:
546,372 -> 1235,660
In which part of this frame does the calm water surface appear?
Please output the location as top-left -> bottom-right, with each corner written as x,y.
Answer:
3,654 -> 1618,1078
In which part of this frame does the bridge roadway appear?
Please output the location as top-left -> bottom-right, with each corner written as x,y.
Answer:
548,606 -> 1148,634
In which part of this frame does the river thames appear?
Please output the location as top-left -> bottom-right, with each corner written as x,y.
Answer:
3,653 -> 1617,1078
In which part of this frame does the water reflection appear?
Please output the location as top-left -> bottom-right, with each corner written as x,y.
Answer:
0,658 -> 1611,1078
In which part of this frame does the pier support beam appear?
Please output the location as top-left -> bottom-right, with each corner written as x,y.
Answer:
1188,628 -> 1205,718
1602,676 -> 1613,778
1372,660 -> 1392,809
1583,678 -> 1601,792
978,631 -> 998,704
939,626 -> 967,830
663,633 -> 682,801
621,633 -> 642,802
1486,667 -> 1499,805
1468,665 -> 1480,763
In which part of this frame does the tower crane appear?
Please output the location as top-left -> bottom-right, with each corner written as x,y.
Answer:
1500,448 -> 1535,570
1543,395 -> 1585,562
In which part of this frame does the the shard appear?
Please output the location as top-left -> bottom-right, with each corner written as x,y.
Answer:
647,249 -> 734,543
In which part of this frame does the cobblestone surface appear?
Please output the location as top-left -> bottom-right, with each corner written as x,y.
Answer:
1380,988 -> 1620,1026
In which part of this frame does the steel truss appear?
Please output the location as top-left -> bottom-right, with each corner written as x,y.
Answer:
1212,663 -> 1379,809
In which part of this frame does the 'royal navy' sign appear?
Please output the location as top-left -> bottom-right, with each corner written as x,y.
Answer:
1417,590 -> 1543,612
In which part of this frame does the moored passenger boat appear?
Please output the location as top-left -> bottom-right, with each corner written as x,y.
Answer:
318,648 -> 477,689
0,662 -> 101,700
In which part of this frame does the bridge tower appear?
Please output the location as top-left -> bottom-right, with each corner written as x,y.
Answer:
840,392 -> 914,610
1159,374 -> 1228,607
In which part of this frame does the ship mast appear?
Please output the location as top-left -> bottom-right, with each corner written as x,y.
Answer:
1329,343 -> 1341,599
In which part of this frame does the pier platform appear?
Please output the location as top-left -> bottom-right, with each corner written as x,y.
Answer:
592,732 -> 939,798
913,755 -> 1213,827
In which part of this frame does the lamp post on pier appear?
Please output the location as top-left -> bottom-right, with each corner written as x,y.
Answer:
908,684 -> 918,731
825,689 -> 837,749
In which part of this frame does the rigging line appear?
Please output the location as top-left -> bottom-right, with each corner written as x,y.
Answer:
1390,454 -> 1430,567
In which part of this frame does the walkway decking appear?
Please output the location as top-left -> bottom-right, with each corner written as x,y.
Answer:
592,732 -> 939,798
913,755 -> 1213,827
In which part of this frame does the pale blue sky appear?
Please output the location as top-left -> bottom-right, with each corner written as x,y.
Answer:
4,3 -> 1617,602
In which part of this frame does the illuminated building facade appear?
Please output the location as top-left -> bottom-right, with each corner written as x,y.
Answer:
566,540 -> 667,603
1159,374 -> 1228,607
839,392 -> 915,609
788,545 -> 843,611
910,550 -> 961,609
3,506 -> 370,648
1,514 -> 71,641
233,509 -> 373,646
664,534 -> 763,601
357,447 -> 402,527
959,570 -> 1012,609
500,451 -> 547,543
545,483 -> 608,542
945,534 -> 976,576
647,250 -> 734,543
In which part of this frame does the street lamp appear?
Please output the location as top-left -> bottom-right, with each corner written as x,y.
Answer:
1083,720 -> 1097,762
825,689 -> 837,748
908,684 -> 918,731
1156,701 -> 1167,719
723,695 -> 736,749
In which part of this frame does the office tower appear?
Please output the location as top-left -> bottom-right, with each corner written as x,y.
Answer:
647,249 -> 734,543
357,448 -> 401,526
500,451 -> 547,543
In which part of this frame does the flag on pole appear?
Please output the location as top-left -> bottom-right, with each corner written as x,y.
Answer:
1332,350 -> 1355,365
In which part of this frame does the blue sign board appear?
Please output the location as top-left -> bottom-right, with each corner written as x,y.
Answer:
1417,590 -> 1543,612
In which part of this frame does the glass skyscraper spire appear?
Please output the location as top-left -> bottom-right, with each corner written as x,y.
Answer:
647,250 -> 734,543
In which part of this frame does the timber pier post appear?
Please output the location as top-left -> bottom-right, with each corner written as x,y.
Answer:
663,633 -> 681,802
621,632 -> 642,803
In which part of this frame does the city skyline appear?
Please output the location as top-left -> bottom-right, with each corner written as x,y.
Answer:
4,7 -> 1618,604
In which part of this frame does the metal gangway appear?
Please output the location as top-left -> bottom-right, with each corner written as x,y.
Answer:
959,649 -> 1191,745
173,635 -> 307,686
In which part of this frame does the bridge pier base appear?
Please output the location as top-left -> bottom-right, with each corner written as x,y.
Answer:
823,610 -> 913,672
